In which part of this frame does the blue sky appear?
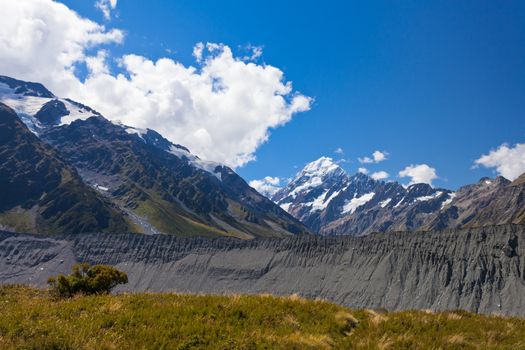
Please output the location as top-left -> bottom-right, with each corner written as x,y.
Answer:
57,1 -> 525,189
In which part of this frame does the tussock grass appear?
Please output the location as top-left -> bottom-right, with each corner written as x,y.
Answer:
0,285 -> 524,349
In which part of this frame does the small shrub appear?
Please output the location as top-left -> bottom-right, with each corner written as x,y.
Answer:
48,263 -> 128,298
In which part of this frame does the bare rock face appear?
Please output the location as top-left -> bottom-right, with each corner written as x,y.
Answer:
1,224 -> 524,316
426,176 -> 525,229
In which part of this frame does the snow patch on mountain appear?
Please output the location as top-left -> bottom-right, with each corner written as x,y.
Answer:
309,191 -> 329,211
308,189 -> 341,212
58,99 -> 96,125
394,197 -> 405,208
0,83 -> 97,131
342,192 -> 375,214
124,126 -> 148,141
280,202 -> 292,212
441,193 -> 456,209
379,198 -> 392,208
324,190 -> 342,207
415,191 -> 443,202
169,145 -> 223,181
289,177 -> 323,198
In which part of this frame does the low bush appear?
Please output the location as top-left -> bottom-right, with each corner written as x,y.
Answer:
47,263 -> 128,297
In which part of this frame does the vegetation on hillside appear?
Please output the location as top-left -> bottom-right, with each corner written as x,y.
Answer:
0,285 -> 523,349
47,263 -> 128,298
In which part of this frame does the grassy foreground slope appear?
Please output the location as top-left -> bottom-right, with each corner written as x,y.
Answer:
0,286 -> 524,350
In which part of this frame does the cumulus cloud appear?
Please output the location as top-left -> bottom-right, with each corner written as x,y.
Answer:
371,171 -> 389,181
474,143 -> 525,181
0,0 -> 311,168
398,164 -> 438,186
0,0 -> 123,93
358,167 -> 369,174
249,176 -> 281,197
95,0 -> 117,20
334,147 -> 344,155
359,150 -> 388,164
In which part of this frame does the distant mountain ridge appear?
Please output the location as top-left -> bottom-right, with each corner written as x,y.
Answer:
1,75 -> 523,238
0,76 -> 308,237
273,157 -> 525,235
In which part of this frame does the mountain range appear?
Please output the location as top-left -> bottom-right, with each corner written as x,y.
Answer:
0,76 -> 307,237
1,75 -> 524,238
273,157 -> 525,235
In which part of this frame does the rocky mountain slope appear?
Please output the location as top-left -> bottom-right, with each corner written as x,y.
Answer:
273,157 -> 525,235
0,76 -> 307,238
0,103 -> 131,234
1,75 -> 523,238
1,224 -> 524,316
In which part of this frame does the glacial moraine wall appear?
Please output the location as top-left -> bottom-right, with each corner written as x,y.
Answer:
1,224 -> 524,316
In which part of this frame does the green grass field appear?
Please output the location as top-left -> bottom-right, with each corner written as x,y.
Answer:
0,285 -> 524,349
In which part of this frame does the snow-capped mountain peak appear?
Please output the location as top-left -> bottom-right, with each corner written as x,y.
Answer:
272,155 -> 459,235
300,156 -> 343,177
0,76 -> 226,181
272,156 -> 352,227
0,76 -> 100,134
274,157 -> 348,203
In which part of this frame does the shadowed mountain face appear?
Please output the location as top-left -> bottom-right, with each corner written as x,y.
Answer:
0,76 -> 54,98
1,224 -> 524,316
273,157 -> 525,235
0,104 -> 131,234
41,117 -> 307,238
0,76 -> 308,238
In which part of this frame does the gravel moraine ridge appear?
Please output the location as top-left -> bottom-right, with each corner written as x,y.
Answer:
1,224 -> 524,316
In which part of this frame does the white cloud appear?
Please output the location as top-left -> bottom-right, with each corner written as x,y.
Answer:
0,0 -> 311,168
85,49 -> 109,76
474,143 -> 525,181
398,164 -> 438,186
359,150 -> 388,164
358,167 -> 369,174
373,150 -> 387,162
334,147 -> 344,155
242,45 -> 263,61
249,176 -> 281,197
193,42 -> 204,62
371,171 -> 389,180
0,0 -> 123,92
95,0 -> 117,20
358,157 -> 373,164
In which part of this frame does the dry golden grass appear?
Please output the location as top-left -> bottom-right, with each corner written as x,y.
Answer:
0,285 -> 525,349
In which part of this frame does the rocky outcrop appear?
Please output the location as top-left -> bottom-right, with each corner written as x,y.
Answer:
0,75 -> 54,98
426,176 -> 525,230
1,224 -> 524,316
